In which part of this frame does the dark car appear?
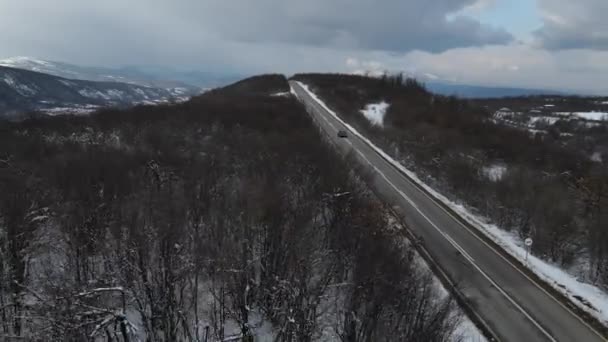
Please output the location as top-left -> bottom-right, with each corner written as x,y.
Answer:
337,130 -> 348,138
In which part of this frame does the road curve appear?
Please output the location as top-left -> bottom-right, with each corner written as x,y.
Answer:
290,80 -> 606,342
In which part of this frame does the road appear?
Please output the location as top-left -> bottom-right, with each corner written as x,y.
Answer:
290,81 -> 606,342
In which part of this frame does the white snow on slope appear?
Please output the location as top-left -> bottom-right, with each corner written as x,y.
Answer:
591,152 -> 603,163
482,164 -> 507,182
360,101 -> 389,127
3,74 -> 38,97
553,111 -> 608,121
295,81 -> 608,327
529,116 -> 561,125
573,112 -> 608,121
0,56 -> 51,68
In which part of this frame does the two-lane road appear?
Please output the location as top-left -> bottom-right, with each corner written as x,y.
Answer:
290,81 -> 606,342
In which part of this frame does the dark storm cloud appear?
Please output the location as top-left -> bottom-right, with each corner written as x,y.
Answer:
195,0 -> 513,52
535,0 -> 608,50
0,0 -> 512,67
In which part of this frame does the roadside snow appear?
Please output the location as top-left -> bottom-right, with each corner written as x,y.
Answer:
415,249 -> 488,342
360,101 -> 389,127
454,319 -> 487,342
295,81 -> 608,327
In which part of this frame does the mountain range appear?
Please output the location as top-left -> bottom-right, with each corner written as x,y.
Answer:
0,65 -> 195,120
424,81 -> 563,98
0,57 -> 244,90
0,57 -> 250,120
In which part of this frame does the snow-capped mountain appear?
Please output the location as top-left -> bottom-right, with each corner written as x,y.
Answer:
0,65 -> 191,120
0,57 -> 203,98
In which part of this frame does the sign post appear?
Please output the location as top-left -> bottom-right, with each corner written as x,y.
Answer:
525,238 -> 533,263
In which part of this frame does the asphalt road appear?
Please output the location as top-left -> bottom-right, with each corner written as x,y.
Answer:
290,81 -> 606,342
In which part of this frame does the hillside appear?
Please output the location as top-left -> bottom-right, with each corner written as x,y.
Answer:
0,66 -> 196,120
0,75 -> 460,341
0,56 -> 237,90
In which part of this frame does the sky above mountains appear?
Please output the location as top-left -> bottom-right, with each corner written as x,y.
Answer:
1,0 -> 607,94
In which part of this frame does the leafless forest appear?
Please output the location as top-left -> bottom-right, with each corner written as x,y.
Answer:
0,75 -> 459,341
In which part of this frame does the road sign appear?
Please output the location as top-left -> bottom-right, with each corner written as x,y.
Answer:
524,238 -> 533,262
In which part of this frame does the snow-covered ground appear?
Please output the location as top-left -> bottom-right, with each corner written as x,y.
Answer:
529,116 -> 561,125
295,81 -> 608,328
553,111 -> 608,121
360,101 -> 389,127
573,112 -> 608,121
42,105 -> 100,116
482,164 -> 507,182
413,241 -> 488,342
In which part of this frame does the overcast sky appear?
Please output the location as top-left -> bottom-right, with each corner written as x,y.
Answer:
1,0 -> 607,94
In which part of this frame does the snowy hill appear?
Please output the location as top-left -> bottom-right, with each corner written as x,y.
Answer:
0,65 -> 191,119
0,56 -> 245,92
0,57 -> 203,98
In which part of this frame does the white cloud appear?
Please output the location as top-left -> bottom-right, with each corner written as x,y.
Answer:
0,0 -> 513,69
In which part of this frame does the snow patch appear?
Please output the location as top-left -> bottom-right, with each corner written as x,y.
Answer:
59,79 -> 77,87
134,88 -> 149,99
553,111 -> 608,121
42,105 -> 100,116
529,116 -> 560,125
482,164 -> 507,182
573,112 -> 608,121
105,89 -> 125,99
591,152 -> 603,163
270,91 -> 291,97
295,81 -> 608,327
360,101 -> 389,127
454,319 -> 487,342
79,88 -> 110,100
3,74 -> 37,96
